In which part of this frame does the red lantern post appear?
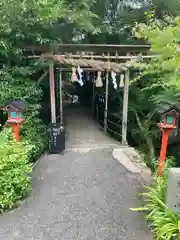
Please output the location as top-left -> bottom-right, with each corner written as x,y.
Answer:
0,100 -> 27,142
157,110 -> 177,176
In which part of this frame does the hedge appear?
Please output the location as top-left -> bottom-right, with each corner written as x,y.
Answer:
0,128 -> 34,212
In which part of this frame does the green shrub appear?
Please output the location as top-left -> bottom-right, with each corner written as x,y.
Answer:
152,157 -> 177,176
140,180 -> 180,240
0,70 -> 46,211
20,104 -> 47,162
0,66 -> 46,162
130,157 -> 180,240
0,128 -> 33,212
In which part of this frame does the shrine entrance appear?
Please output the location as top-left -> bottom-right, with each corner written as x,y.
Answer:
64,104 -> 119,150
27,44 -> 151,150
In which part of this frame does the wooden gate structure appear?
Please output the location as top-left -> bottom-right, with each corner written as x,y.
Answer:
27,44 -> 152,145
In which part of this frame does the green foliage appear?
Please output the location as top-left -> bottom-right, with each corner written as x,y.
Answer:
130,157 -> 180,240
126,15 -> 180,166
152,0 -> 180,17
82,0 -> 180,44
0,67 -> 41,105
0,66 -> 46,161
0,0 -> 98,47
133,16 -> 180,91
152,156 -> 176,174
0,128 -> 33,212
140,183 -> 180,240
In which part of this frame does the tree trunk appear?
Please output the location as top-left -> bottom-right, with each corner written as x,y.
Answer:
134,111 -> 155,162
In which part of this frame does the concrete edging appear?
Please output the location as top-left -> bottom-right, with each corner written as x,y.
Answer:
112,146 -> 153,185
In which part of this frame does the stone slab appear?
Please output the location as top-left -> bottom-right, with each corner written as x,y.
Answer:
166,168 -> 180,214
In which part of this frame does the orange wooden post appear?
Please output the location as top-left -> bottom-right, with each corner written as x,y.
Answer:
13,124 -> 20,142
158,129 -> 170,176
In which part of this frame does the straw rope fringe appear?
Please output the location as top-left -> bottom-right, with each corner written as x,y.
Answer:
40,54 -> 127,72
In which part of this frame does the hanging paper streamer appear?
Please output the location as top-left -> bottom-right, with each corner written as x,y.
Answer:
77,65 -> 84,86
71,67 -> 77,83
95,71 -> 103,87
77,78 -> 84,86
120,74 -> 124,88
111,71 -> 117,89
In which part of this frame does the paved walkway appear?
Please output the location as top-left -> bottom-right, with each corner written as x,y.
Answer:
0,105 -> 152,240
64,104 -> 118,150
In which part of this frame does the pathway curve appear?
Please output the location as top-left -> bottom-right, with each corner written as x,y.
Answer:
0,105 -> 152,240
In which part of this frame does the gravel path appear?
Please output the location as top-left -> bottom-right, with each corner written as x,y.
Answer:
0,149 -> 152,240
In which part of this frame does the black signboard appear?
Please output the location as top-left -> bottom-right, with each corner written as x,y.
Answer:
47,123 -> 65,154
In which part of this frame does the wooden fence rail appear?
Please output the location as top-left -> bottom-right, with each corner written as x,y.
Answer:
94,104 -> 122,140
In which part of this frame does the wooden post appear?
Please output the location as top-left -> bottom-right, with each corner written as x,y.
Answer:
13,124 -> 20,142
54,68 -> 58,118
56,68 -> 59,115
96,104 -> 99,121
158,129 -> 170,176
49,63 -> 56,123
59,69 -> 63,125
104,71 -> 109,133
92,79 -> 95,116
122,69 -> 130,145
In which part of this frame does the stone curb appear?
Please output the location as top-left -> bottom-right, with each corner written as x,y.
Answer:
112,147 -> 153,186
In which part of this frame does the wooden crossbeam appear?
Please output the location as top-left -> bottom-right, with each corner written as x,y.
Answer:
56,67 -> 97,71
25,44 -> 151,54
28,54 -> 156,62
